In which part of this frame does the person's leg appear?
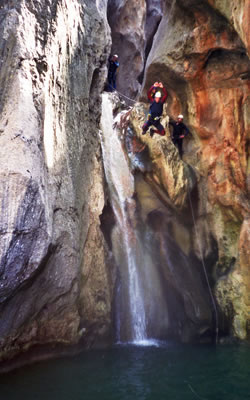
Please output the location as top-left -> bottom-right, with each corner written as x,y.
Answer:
150,128 -> 155,137
108,73 -> 113,91
142,119 -> 151,135
178,139 -> 183,158
153,121 -> 165,136
112,73 -> 116,90
172,136 -> 178,149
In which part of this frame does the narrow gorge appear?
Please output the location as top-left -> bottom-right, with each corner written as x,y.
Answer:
0,0 -> 249,372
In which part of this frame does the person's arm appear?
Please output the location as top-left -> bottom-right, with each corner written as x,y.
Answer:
161,86 -> 168,103
180,123 -> 190,138
147,85 -> 157,102
183,123 -> 190,136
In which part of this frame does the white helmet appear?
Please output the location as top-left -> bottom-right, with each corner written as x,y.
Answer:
114,54 -> 118,58
155,91 -> 162,98
178,114 -> 184,119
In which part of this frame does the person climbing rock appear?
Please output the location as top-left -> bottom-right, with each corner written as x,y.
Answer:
142,82 -> 168,137
169,114 -> 189,158
108,54 -> 119,91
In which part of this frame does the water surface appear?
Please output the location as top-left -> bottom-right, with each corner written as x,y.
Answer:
1,343 -> 249,400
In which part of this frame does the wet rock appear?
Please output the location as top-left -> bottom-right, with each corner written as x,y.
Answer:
101,92 -> 213,342
100,92 -> 213,343
134,175 -> 213,342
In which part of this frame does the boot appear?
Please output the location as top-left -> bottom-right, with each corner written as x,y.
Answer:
150,128 -> 155,138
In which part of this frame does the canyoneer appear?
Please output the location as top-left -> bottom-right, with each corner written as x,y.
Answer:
169,115 -> 190,158
142,81 -> 168,137
108,54 -> 119,91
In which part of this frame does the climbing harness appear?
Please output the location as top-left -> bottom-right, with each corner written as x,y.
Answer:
147,114 -> 161,121
187,187 -> 219,345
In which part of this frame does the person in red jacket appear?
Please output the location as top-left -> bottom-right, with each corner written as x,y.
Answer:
142,82 -> 168,137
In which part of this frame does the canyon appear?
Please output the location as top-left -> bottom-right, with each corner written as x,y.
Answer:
0,0 -> 249,368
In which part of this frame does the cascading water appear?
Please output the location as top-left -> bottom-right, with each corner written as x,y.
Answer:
100,93 -> 168,345
100,92 -> 146,342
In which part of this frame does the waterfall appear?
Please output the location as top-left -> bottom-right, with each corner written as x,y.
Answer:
100,93 -> 169,345
100,93 -> 147,342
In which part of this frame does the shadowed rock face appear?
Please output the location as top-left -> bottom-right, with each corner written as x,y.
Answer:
0,0 -> 115,362
107,0 -> 163,98
124,105 -> 214,342
107,0 -> 147,98
141,0 -> 250,340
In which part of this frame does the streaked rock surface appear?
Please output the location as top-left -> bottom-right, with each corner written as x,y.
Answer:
0,0 -> 115,361
141,0 -> 250,340
0,0 -> 249,367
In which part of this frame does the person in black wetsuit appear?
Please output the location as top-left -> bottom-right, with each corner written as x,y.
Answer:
142,82 -> 168,137
169,115 -> 190,158
108,54 -> 119,91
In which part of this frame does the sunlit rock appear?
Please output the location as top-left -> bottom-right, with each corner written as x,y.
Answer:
0,0 -> 114,362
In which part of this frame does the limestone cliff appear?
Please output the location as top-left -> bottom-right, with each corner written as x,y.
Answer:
106,0 -> 249,342
0,0 -> 249,368
0,0 -> 114,364
140,0 -> 250,340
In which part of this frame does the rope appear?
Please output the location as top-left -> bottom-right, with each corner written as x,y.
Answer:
108,82 -> 219,344
187,188 -> 219,344
109,86 -> 137,104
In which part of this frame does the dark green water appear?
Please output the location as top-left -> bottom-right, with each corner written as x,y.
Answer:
0,343 -> 249,400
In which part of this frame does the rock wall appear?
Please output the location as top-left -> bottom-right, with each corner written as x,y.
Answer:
107,0 -> 163,98
0,0 -> 114,363
127,108 -> 213,342
141,0 -> 250,340
0,0 -> 249,367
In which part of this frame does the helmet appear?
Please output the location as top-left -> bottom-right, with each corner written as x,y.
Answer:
114,54 -> 118,58
178,114 -> 184,119
155,91 -> 162,98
